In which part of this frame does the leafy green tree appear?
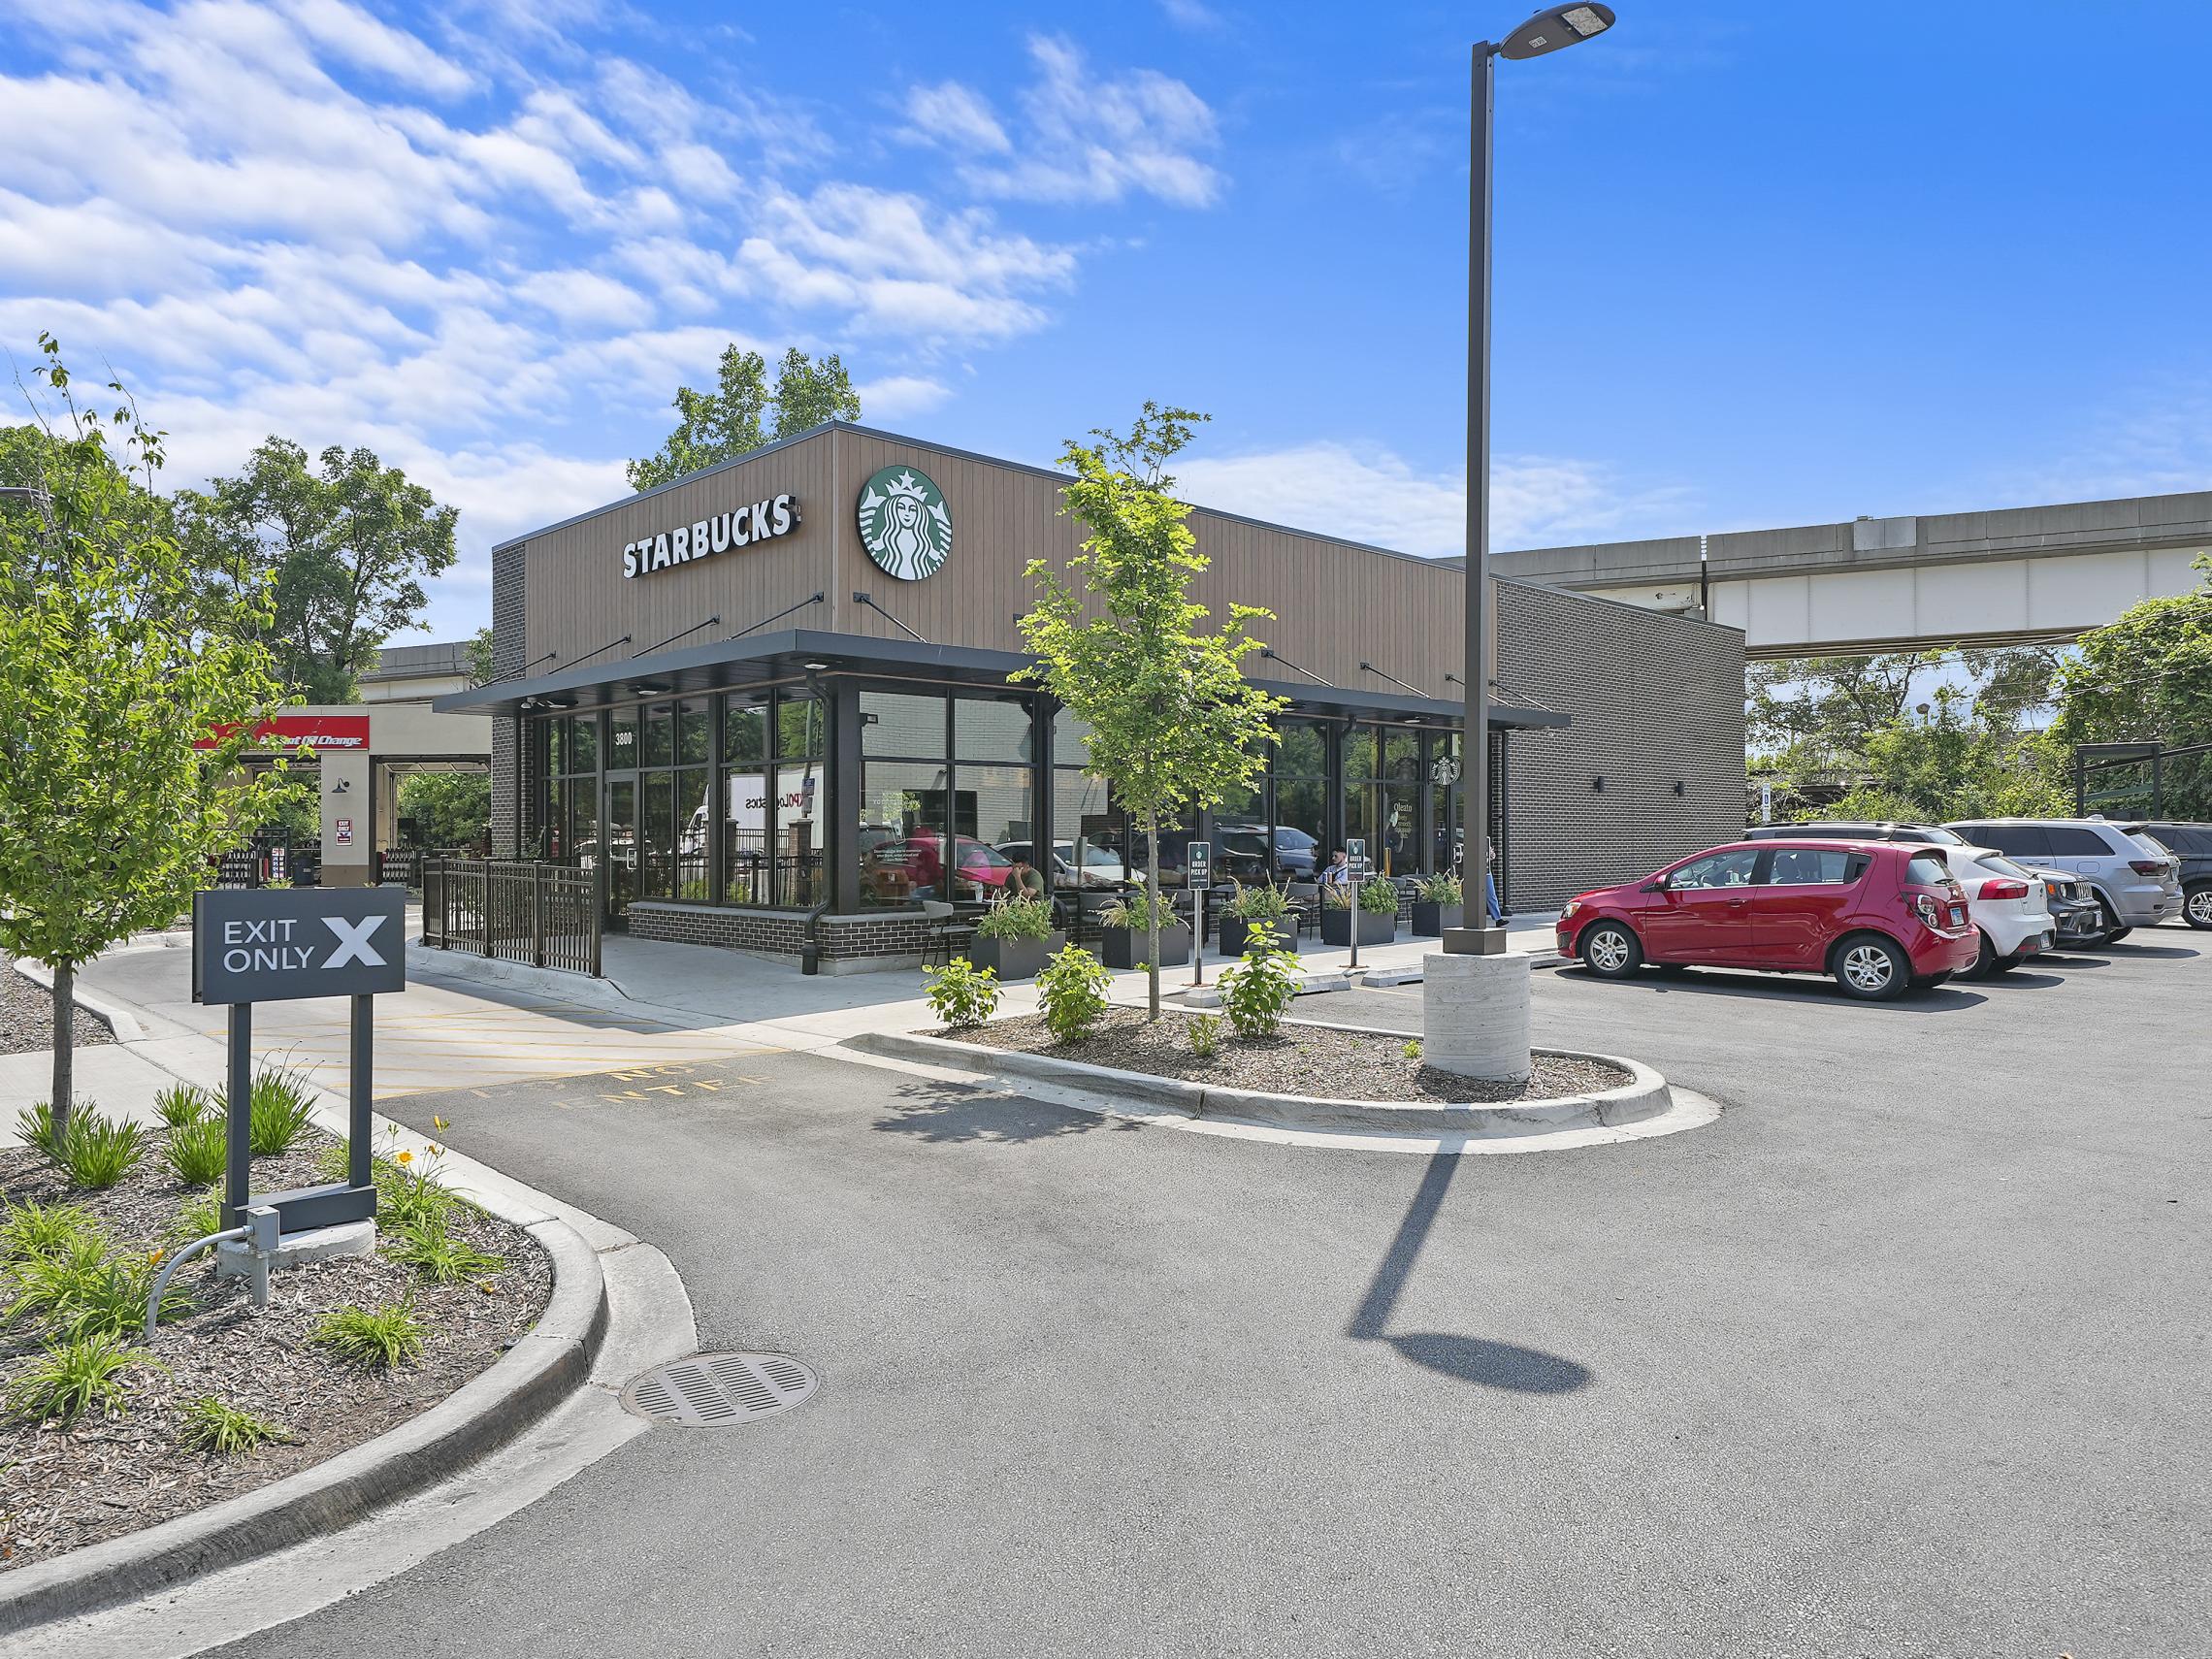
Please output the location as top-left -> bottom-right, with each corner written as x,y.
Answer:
397,771 -> 492,847
2050,559 -> 2212,815
1016,405 -> 1285,1018
626,346 -> 860,492
466,625 -> 496,687
0,337 -> 300,1129
177,439 -> 458,702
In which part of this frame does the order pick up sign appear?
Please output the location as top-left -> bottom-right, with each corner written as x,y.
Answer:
193,888 -> 407,1004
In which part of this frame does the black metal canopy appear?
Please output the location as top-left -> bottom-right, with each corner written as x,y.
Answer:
435,628 -> 1569,732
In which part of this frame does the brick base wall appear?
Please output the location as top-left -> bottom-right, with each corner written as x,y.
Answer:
627,903 -> 932,974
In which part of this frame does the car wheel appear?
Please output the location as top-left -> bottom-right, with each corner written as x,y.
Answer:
2184,885 -> 2212,930
1834,933 -> 1909,1001
1579,922 -> 1643,979
1957,930 -> 1997,982
2106,925 -> 2132,943
2091,897 -> 2131,943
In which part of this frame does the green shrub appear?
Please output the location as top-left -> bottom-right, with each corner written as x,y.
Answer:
1416,873 -> 1463,905
974,895 -> 1055,941
319,1128 -> 470,1229
1402,1038 -> 1423,1060
5,1332 -> 159,1426
179,1394 -> 290,1455
922,959 -> 1001,1027
1224,881 -> 1290,920
312,1296 -> 425,1369
1035,944 -> 1114,1044
248,1066 -> 318,1155
6,1233 -> 190,1340
55,1109 -> 148,1190
164,1187 -> 224,1250
14,1102 -> 64,1163
1099,892 -> 1180,931
0,1197 -> 101,1266
154,1084 -> 216,1131
163,1110 -> 228,1187
1187,1014 -> 1223,1059
1360,874 -> 1401,914
384,1210 -> 504,1286
1218,945 -> 1299,1039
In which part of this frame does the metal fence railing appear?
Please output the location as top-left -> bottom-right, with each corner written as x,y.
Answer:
422,861 -> 603,977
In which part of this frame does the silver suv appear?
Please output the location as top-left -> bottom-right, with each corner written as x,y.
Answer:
1943,817 -> 2184,938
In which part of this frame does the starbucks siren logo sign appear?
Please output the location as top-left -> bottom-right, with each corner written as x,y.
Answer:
857,466 -> 952,581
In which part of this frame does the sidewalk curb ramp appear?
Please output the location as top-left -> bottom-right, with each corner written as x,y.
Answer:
841,1027 -> 1671,1138
0,1217 -> 607,1637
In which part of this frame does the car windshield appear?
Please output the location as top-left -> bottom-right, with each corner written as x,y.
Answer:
1903,852 -> 1951,885
1910,826 -> 1968,845
1073,844 -> 1122,867
1274,828 -> 1317,851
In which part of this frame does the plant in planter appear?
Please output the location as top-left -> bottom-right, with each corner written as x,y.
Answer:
1411,872 -> 1464,936
1319,875 -> 1398,947
1035,943 -> 1115,1043
1218,880 -> 1294,958
964,895 -> 1065,981
1096,892 -> 1190,969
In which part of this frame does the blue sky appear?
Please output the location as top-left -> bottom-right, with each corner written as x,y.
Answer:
4,0 -> 2208,638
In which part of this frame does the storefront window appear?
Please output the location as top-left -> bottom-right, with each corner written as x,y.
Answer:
861,759 -> 949,906
642,703 -> 673,768
722,696 -> 765,766
777,692 -> 826,763
862,691 -> 945,758
962,764 -> 1032,897
676,699 -> 710,766
568,713 -> 598,776
675,767 -> 710,899
956,698 -> 1031,763
640,772 -> 674,900
606,707 -> 638,771
1272,718 -> 1329,882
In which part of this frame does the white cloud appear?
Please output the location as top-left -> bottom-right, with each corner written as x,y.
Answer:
277,0 -> 475,96
512,269 -> 654,329
855,374 -> 952,418
1175,439 -> 1697,555
900,81 -> 1011,154
904,35 -> 1224,209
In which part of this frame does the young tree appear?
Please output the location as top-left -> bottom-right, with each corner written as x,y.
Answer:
0,338 -> 299,1129
627,345 -> 862,492
1016,405 -> 1285,1018
177,439 -> 458,702
398,771 -> 493,847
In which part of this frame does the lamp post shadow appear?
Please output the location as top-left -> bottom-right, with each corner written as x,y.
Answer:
1348,1148 -> 1592,1394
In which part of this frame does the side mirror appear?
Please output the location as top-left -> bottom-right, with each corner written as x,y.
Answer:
1641,878 -> 1668,894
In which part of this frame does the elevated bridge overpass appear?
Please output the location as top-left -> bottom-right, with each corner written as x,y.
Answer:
1486,490 -> 2211,659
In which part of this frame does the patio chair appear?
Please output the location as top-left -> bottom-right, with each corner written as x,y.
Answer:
920,899 -> 977,967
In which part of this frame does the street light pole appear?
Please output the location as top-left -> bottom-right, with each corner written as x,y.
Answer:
1441,3 -> 1614,959
1445,40 -> 1502,957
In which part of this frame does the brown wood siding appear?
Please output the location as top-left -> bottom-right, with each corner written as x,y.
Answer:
511,424 -> 1490,694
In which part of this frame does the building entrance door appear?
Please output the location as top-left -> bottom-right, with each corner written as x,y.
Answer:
605,772 -> 638,925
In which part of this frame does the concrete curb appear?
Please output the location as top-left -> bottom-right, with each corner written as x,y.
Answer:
7,958 -> 149,1044
841,1027 -> 1671,1138
0,1216 -> 609,1638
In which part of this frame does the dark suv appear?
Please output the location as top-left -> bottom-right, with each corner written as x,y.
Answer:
2132,822 -> 2212,929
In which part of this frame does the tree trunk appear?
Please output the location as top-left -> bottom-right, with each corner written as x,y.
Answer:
1145,818 -> 1161,1020
49,958 -> 76,1132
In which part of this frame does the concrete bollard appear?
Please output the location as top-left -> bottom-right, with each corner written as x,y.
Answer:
1420,951 -> 1533,1084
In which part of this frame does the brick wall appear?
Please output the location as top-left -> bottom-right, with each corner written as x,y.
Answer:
627,903 -> 933,974
1497,581 -> 1745,909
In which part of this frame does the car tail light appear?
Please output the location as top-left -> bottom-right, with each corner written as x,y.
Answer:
1979,878 -> 2029,900
2129,860 -> 2165,875
1912,894 -> 1941,927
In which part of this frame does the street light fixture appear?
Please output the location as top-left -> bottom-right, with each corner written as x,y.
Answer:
1444,2 -> 1615,959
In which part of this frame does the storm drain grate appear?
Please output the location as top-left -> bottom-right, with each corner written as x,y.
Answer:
621,1352 -> 819,1428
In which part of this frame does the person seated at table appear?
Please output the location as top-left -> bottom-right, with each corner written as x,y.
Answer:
1321,848 -> 1352,889
1006,853 -> 1047,901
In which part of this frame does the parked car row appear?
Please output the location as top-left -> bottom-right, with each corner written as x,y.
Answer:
1557,817 -> 2200,1001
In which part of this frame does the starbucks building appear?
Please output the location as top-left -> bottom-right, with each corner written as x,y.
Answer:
446,422 -> 1744,969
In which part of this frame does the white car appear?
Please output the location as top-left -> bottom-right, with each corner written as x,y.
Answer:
1947,849 -> 2056,979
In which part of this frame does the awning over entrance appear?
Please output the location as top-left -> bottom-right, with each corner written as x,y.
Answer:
435,628 -> 1568,732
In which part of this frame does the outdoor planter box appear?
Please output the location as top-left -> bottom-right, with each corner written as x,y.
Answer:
1319,908 -> 1395,948
1219,916 -> 1294,957
964,931 -> 1066,981
1099,922 -> 1191,969
1410,901 -> 1464,936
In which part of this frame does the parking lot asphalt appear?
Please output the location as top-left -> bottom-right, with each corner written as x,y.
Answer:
211,927 -> 2210,1658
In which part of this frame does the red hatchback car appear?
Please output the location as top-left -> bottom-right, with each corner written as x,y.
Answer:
1556,839 -> 1979,1000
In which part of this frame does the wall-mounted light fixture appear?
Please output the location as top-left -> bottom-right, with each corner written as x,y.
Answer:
1674,780 -> 1685,797
1591,775 -> 1606,793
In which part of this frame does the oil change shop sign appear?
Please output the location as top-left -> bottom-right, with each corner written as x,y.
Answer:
193,888 -> 407,1004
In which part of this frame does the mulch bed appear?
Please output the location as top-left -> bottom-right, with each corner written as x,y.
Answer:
0,962 -> 114,1058
940,1008 -> 1631,1103
0,1129 -> 550,1571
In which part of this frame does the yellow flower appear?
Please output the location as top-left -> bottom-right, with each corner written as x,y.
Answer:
147,1249 -> 166,1267
433,1117 -> 449,1132
396,1149 -> 413,1165
427,1144 -> 443,1157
